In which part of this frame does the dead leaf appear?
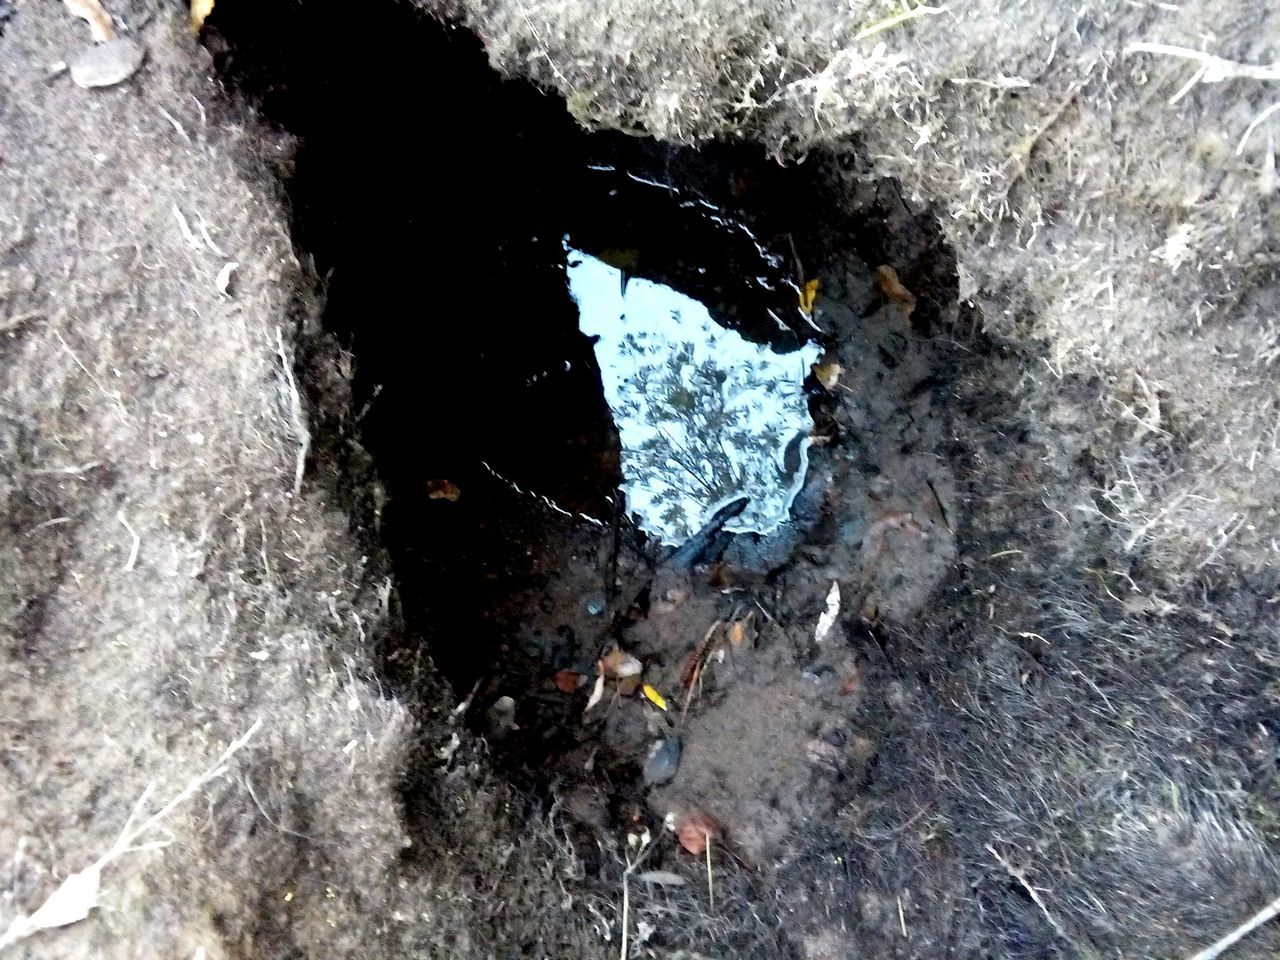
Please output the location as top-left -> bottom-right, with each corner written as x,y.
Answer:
725,613 -> 756,648
811,361 -> 842,391
799,277 -> 820,314
814,580 -> 841,643
426,479 -> 461,501
675,811 -> 721,855
641,683 -> 668,711
600,646 -> 642,679
617,674 -> 642,697
584,662 -> 605,713
63,0 -> 115,43
875,265 -> 917,317
552,669 -> 580,694
190,0 -> 215,33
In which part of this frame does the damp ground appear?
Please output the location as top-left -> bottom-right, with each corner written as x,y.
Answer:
204,0 -> 970,871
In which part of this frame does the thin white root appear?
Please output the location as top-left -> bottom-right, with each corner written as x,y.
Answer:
1186,892 -> 1280,960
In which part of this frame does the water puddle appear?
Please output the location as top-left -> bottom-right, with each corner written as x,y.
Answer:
565,243 -> 821,543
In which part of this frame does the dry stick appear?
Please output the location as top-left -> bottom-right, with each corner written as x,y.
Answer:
618,836 -> 656,960
1186,893 -> 1280,960
705,839 -> 715,913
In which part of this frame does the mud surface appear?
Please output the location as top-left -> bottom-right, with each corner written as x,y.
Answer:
208,0 -> 971,863
7,1 -> 1280,958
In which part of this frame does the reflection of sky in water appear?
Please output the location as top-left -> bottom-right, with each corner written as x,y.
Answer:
565,244 -> 822,544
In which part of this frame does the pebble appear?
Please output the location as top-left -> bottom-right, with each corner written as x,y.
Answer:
70,38 -> 146,89
642,736 -> 681,786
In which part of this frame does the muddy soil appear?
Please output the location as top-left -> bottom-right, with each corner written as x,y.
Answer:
7,1 -> 1280,958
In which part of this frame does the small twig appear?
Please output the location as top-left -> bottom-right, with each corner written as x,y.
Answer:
987,843 -> 1096,959
705,839 -> 715,913
1186,891 -> 1280,960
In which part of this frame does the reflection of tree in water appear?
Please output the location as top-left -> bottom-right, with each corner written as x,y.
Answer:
566,246 -> 819,544
612,324 -> 793,541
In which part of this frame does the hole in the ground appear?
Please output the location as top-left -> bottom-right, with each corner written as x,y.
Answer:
207,0 -> 963,845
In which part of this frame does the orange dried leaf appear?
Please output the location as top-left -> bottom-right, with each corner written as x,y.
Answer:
875,265 -> 917,317
676,811 -> 721,855
799,277 -> 820,314
552,669 -> 580,694
426,479 -> 461,501
726,613 -> 755,648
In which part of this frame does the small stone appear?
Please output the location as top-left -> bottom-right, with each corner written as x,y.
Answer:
70,38 -> 146,89
642,736 -> 681,786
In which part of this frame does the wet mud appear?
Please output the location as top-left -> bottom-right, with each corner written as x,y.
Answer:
207,0 -> 964,867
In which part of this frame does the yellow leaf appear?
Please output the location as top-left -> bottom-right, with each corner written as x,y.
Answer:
190,0 -> 215,33
641,684 -> 668,711
799,278 -> 820,314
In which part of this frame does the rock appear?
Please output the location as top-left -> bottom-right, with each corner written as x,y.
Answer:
70,38 -> 146,89
642,735 -> 681,786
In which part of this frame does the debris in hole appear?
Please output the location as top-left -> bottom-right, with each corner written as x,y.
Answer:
552,669 -> 581,693
876,264 -> 917,318
674,810 -> 721,855
799,277 -> 820,314
641,683 -> 668,711
814,580 -> 841,643
725,612 -> 756,648
643,736 -> 681,786
486,695 -> 518,739
425,478 -> 461,501
565,244 -> 822,544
